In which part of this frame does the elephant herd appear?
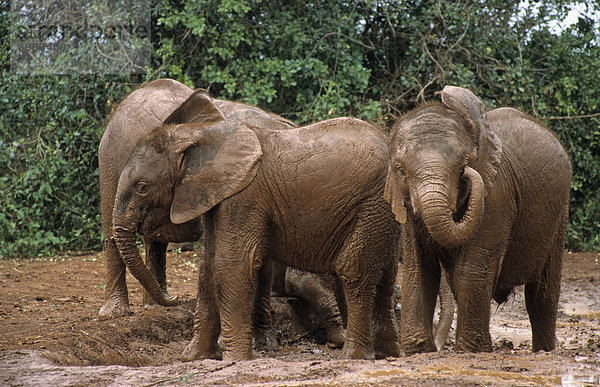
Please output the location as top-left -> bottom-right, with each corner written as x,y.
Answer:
97,79 -> 571,361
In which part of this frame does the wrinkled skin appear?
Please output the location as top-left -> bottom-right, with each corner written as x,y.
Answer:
98,79 -> 296,320
114,103 -> 401,360
385,86 -> 571,353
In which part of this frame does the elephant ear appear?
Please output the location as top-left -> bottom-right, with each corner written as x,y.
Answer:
168,122 -> 263,224
437,86 -> 502,197
163,89 -> 225,125
383,164 -> 407,224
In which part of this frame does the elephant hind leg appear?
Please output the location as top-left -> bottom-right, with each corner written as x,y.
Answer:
525,236 -> 564,352
433,273 -> 454,351
338,276 -> 376,360
373,262 -> 401,358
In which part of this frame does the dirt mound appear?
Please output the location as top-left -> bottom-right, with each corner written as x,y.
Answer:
2,250 -> 600,385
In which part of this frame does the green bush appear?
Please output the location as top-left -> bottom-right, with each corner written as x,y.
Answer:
1,0 -> 599,257
0,74 -> 137,257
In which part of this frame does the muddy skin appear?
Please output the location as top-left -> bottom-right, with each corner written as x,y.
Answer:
385,86 -> 571,354
118,111 -> 401,360
100,80 -> 386,361
99,80 -> 300,319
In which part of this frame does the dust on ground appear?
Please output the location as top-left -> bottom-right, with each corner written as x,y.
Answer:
1,250 -> 599,385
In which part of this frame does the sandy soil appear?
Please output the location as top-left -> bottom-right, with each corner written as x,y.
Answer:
1,249 -> 599,386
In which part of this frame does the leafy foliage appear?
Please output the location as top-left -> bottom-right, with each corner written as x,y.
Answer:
1,0 -> 599,257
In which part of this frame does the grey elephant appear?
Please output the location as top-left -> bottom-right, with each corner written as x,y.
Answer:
98,78 -> 296,319
111,98 -> 402,360
384,86 -> 571,353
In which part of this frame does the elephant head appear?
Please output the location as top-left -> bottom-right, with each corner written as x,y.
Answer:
384,86 -> 502,248
112,90 -> 263,306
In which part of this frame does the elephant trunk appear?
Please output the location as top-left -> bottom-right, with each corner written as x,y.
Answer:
418,166 -> 485,248
112,209 -> 178,307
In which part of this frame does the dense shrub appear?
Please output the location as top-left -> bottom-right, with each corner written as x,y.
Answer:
1,0 -> 599,257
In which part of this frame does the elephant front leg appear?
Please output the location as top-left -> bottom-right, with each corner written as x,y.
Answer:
181,245 -> 221,361
400,226 -> 438,354
142,238 -> 177,308
452,250 -> 496,352
216,257 -> 255,361
99,238 -> 131,319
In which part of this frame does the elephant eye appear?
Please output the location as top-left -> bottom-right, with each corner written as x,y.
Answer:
136,182 -> 150,196
394,162 -> 405,177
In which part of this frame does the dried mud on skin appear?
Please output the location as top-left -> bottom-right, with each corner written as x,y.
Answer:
1,250 -> 600,385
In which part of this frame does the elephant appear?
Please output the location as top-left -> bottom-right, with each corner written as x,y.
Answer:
384,86 -> 571,353
111,96 -> 402,360
98,78 -> 296,319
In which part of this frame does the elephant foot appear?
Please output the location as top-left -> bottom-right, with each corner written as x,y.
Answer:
454,336 -> 493,353
180,335 -> 222,362
375,334 -> 400,359
98,298 -> 131,319
253,330 -> 279,351
325,324 -> 345,349
402,337 -> 437,355
339,342 -> 375,360
223,349 -> 254,362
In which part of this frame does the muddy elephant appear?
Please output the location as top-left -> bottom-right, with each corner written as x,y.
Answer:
384,86 -> 571,353
98,78 -> 295,319
112,105 -> 402,360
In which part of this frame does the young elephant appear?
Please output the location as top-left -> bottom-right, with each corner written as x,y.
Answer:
113,105 -> 401,360
98,78 -> 295,319
385,86 -> 571,353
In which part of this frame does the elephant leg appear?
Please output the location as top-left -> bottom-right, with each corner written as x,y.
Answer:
181,225 -> 221,361
525,229 -> 564,352
99,238 -> 131,319
252,257 -> 278,351
216,256 -> 255,361
333,276 -> 348,328
433,272 -> 455,350
339,275 -> 376,359
285,269 -> 346,349
142,238 -> 174,308
400,222 -> 438,354
373,261 -> 401,358
271,261 -> 288,297
453,247 -> 501,352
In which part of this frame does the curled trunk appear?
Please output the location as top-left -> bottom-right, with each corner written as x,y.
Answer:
112,224 -> 178,307
419,166 -> 485,248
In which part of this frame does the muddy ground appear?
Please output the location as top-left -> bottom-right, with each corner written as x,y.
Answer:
1,249 -> 599,386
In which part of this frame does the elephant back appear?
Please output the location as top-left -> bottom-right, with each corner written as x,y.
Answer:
98,79 -> 194,232
214,100 -> 296,130
100,79 -> 194,174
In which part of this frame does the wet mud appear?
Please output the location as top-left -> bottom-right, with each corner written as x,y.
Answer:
1,250 -> 599,385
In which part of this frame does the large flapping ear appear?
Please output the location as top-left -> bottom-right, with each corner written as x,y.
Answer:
163,89 -> 225,125
436,86 -> 502,197
383,164 -> 407,224
169,122 -> 263,224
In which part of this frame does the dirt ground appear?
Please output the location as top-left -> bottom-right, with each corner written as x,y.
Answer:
1,249 -> 599,386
